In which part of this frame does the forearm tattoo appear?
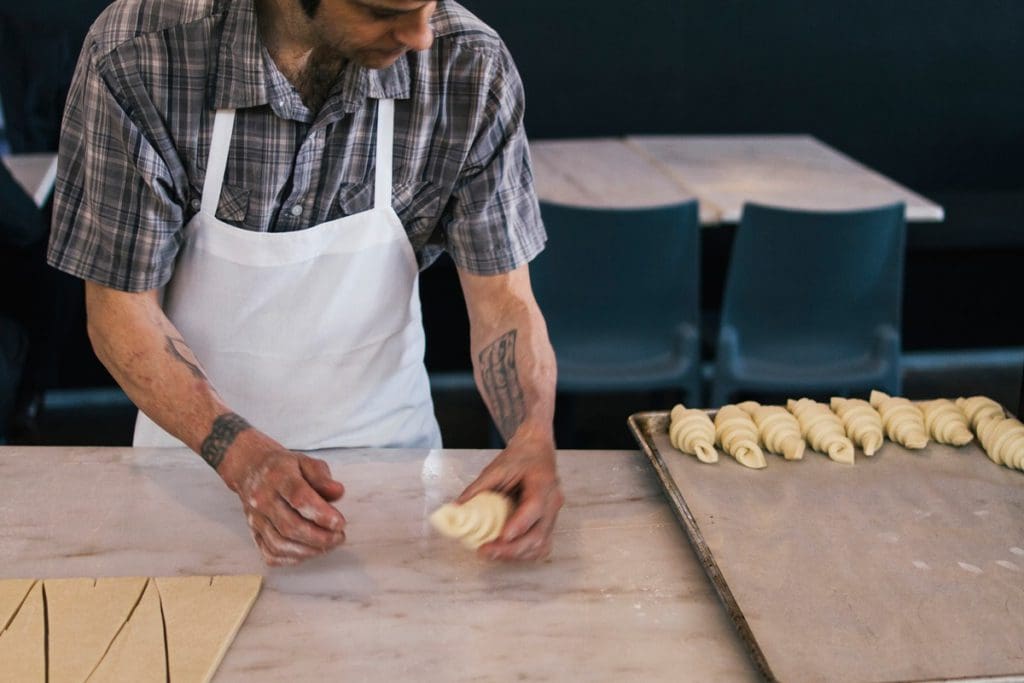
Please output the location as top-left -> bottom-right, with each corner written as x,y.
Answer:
478,330 -> 526,442
200,413 -> 251,469
165,335 -> 206,380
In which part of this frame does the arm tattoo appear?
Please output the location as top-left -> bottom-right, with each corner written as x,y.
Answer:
165,336 -> 206,380
478,329 -> 526,443
200,413 -> 251,469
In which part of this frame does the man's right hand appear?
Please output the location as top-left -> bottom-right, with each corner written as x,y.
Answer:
217,431 -> 347,566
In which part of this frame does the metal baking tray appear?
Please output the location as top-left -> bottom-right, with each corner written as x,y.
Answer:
628,410 -> 1024,683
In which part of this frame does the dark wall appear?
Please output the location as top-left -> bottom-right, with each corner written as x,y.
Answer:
454,0 -> 1024,352
462,0 -> 1024,196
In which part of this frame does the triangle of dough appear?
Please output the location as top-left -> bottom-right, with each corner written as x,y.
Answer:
0,578 -> 35,631
87,579 -> 167,683
46,576 -> 148,683
0,580 -> 45,681
156,575 -> 262,683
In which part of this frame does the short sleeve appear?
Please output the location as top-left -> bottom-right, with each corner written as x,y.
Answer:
442,43 -> 546,275
47,38 -> 185,292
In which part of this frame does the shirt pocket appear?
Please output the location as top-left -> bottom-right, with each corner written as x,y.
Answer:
392,180 -> 443,239
335,183 -> 374,217
335,181 -> 443,228
214,184 -> 251,225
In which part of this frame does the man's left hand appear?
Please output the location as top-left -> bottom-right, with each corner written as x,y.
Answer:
457,435 -> 563,561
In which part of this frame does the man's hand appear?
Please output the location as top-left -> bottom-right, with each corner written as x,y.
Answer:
458,434 -> 563,561
217,431 -> 347,566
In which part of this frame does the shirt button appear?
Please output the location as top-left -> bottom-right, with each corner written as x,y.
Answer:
190,199 -> 201,210
289,204 -> 303,217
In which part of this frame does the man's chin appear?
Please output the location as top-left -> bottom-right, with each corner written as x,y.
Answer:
355,49 -> 407,70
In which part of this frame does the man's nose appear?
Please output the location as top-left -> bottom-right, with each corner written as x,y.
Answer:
394,9 -> 434,52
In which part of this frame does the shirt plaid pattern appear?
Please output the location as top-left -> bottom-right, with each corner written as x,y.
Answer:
48,0 -> 545,291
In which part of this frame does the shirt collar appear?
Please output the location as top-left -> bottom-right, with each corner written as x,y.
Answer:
210,0 -> 410,112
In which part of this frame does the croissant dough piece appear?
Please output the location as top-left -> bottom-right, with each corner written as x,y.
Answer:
955,395 -> 1005,430
787,398 -> 855,464
869,390 -> 929,450
430,492 -> 513,550
714,405 -> 767,469
737,401 -> 805,460
976,416 -> 1024,470
669,404 -> 718,463
830,397 -> 884,456
917,399 -> 973,446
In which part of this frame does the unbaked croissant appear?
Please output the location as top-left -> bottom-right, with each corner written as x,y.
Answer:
714,405 -> 767,469
430,491 -> 512,549
787,398 -> 855,464
976,415 -> 1024,470
917,399 -> 973,446
955,395 -> 1005,431
669,404 -> 718,463
869,390 -> 929,450
737,401 -> 805,460
830,397 -> 884,456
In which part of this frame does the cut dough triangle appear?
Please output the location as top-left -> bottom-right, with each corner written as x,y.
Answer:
87,579 -> 167,683
46,576 -> 149,683
156,575 -> 262,683
0,580 -> 45,682
0,578 -> 35,631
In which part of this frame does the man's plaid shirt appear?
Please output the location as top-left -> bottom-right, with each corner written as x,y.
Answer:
49,0 -> 546,291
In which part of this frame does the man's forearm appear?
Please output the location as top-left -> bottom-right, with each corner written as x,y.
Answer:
462,268 -> 557,446
85,282 -> 251,466
476,322 -> 555,444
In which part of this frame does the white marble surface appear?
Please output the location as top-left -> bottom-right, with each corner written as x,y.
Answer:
627,135 -> 944,222
529,138 -> 718,223
1,153 -> 58,208
0,447 -> 757,682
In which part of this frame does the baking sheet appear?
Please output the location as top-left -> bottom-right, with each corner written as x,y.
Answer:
629,411 -> 1024,683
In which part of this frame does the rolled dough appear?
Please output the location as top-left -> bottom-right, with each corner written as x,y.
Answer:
46,576 -> 149,683
87,579 -> 166,683
430,491 -> 513,549
0,578 -> 35,631
156,575 -> 263,683
0,580 -> 45,682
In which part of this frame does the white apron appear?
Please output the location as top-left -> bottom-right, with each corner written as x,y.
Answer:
133,99 -> 442,449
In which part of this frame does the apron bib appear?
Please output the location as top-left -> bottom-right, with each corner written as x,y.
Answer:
133,99 -> 442,449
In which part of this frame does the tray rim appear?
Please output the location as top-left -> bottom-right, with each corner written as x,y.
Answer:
627,409 -> 1024,683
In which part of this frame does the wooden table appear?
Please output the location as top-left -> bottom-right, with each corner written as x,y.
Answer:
0,446 -> 758,682
2,152 -> 58,208
530,136 -> 943,223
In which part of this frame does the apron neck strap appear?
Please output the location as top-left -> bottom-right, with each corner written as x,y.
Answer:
374,99 -> 394,210
201,109 -> 236,215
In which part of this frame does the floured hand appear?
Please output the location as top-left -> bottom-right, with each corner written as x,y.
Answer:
217,429 -> 346,566
458,433 -> 563,562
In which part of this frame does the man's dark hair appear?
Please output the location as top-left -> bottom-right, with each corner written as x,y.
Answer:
299,0 -> 320,18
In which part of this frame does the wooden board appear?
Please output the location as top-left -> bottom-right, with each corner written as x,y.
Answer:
629,411 -> 1024,683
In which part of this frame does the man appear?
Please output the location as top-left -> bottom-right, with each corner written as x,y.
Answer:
49,0 -> 563,565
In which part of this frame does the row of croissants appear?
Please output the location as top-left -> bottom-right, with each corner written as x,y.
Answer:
668,391 -> 1023,471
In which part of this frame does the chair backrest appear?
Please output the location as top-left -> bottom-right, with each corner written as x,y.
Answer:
721,202 -> 906,363
531,200 -> 700,366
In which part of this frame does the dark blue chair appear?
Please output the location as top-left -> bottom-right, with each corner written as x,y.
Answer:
710,202 -> 906,407
531,200 -> 702,404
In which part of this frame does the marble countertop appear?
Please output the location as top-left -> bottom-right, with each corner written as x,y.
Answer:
0,446 -> 757,682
